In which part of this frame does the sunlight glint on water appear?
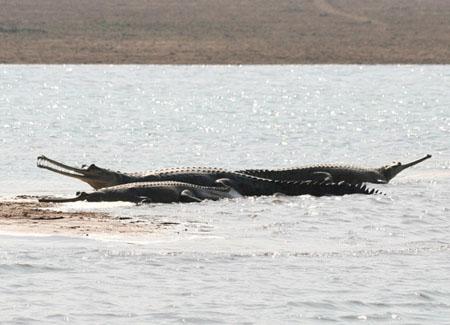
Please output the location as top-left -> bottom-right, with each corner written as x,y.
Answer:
0,65 -> 449,323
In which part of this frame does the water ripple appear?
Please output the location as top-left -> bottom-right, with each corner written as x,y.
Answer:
1,65 -> 449,324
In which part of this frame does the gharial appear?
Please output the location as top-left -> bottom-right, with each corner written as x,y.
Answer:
39,180 -> 243,203
37,155 -> 383,198
37,154 -> 431,191
237,154 -> 432,184
39,178 -> 381,204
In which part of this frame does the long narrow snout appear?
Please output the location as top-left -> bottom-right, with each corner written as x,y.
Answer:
384,154 -> 432,181
38,193 -> 85,203
400,154 -> 432,169
37,155 -> 122,189
37,155 -> 89,180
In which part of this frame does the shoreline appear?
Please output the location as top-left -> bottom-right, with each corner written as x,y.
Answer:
1,0 -> 449,64
0,200 -> 172,239
2,63 -> 450,66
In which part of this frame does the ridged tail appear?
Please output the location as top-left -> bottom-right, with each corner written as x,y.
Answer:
281,180 -> 383,197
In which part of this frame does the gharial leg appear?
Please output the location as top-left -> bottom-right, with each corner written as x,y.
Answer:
180,189 -> 203,203
311,171 -> 334,183
137,196 -> 153,205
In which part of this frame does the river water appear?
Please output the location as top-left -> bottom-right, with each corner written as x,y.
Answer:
0,65 -> 449,323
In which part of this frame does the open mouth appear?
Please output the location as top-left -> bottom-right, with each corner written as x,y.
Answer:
37,155 -> 87,178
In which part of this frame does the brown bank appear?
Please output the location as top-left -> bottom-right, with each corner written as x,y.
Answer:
0,200 -> 175,238
1,0 -> 450,64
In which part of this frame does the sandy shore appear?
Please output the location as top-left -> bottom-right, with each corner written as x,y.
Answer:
1,0 -> 450,64
0,200 -> 173,238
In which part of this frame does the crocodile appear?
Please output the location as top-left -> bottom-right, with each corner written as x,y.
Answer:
37,154 -> 430,191
39,177 -> 380,203
37,155 -> 382,197
39,180 -> 242,203
237,154 -> 432,184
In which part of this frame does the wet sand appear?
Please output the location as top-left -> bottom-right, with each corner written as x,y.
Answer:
1,0 -> 450,64
0,200 -> 172,238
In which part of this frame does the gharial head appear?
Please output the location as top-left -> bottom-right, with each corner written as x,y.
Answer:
377,154 -> 431,182
37,155 -> 127,190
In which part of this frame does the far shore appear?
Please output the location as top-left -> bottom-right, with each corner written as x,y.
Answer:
1,0 -> 450,64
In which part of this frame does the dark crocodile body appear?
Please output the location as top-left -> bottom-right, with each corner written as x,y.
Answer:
38,155 -> 430,189
39,181 -> 242,203
39,178 -> 380,203
237,165 -> 385,184
37,155 -> 382,198
237,154 -> 432,184
121,169 -> 381,197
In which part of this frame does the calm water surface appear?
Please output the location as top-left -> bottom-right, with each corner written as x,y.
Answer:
0,65 -> 449,324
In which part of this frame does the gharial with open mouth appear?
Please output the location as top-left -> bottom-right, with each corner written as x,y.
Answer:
37,155 -> 137,190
